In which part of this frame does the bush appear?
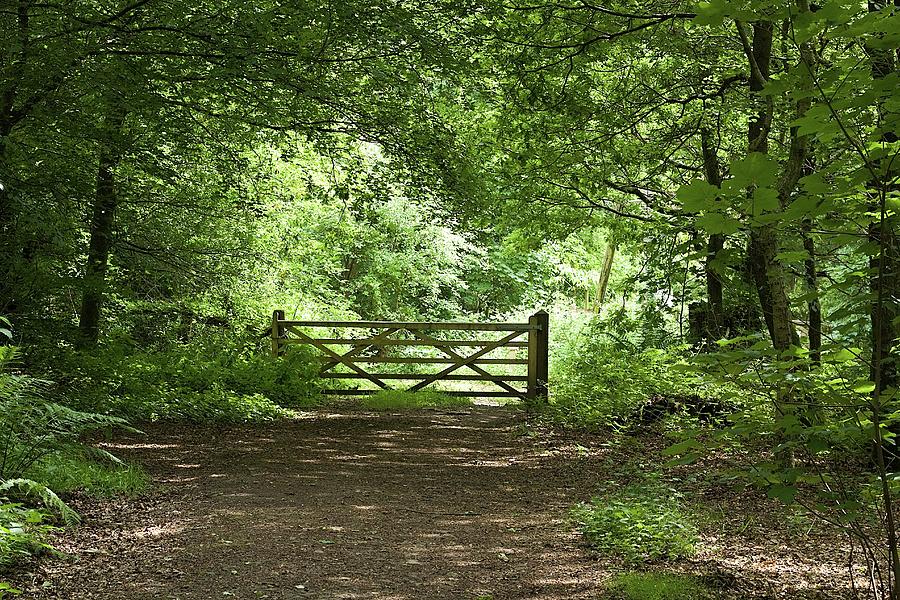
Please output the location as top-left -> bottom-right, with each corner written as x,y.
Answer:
571,484 -> 697,564
606,572 -> 710,600
30,339 -> 321,423
547,318 -> 721,429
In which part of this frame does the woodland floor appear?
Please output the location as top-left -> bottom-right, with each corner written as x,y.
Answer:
13,407 -> 860,599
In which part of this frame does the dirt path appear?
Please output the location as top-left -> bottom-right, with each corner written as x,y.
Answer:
25,408 -> 614,599
14,407 -> 858,599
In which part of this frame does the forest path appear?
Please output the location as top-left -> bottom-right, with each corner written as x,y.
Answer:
27,407 -> 617,599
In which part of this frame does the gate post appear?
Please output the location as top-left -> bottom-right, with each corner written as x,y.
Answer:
271,309 -> 285,357
527,310 -> 549,403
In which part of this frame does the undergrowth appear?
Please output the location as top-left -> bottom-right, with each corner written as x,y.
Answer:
571,482 -> 697,564
0,503 -> 55,572
355,390 -> 472,411
30,339 -> 320,423
547,315 -> 728,430
27,452 -> 149,497
606,572 -> 711,600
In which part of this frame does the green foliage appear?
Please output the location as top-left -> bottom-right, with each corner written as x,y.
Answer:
0,480 -> 77,527
27,452 -> 149,498
354,390 -> 472,412
0,346 -> 131,482
606,572 -> 711,600
571,484 -> 697,565
0,503 -> 54,572
548,316 -> 715,429
35,340 -> 319,423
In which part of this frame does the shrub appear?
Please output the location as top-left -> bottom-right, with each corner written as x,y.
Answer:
548,318 -> 722,429
571,484 -> 697,564
30,339 -> 320,423
606,572 -> 710,600
0,353 -> 132,481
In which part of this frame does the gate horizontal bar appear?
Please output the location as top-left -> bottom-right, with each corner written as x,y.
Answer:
281,320 -> 535,331
320,389 -> 524,397
316,357 -> 528,365
282,338 -> 528,348
320,373 -> 529,381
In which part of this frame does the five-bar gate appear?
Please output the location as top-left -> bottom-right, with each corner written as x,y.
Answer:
270,311 -> 549,401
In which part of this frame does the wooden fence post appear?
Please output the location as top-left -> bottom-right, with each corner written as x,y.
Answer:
271,309 -> 285,357
527,310 -> 549,403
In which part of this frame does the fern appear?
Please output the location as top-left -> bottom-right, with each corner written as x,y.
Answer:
0,346 -> 133,525
0,347 -> 137,481
0,479 -> 79,526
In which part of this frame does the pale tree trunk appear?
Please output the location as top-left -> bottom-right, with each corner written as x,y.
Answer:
738,9 -> 814,467
593,242 -> 616,311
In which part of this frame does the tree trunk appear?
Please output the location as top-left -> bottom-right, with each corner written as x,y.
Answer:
701,129 -> 725,340
743,21 -> 783,345
594,242 -> 616,311
802,224 -> 821,364
867,0 -> 899,408
77,146 -> 121,346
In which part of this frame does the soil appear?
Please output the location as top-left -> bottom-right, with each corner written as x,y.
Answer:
11,407 -> 861,599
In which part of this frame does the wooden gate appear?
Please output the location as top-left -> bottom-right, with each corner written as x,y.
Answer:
270,311 -> 549,401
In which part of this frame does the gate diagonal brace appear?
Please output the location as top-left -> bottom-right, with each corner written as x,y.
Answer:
409,330 -> 526,399
312,327 -> 400,375
408,330 -> 526,393
287,327 -> 393,390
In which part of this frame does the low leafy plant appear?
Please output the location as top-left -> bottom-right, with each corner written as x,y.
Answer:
0,346 -> 133,480
355,390 -> 472,411
606,572 -> 710,600
34,339 -> 320,423
571,484 -> 697,564
0,502 -> 56,570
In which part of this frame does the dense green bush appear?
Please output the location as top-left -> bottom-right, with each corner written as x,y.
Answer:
548,318 -> 703,429
31,338 -> 321,423
571,484 -> 697,564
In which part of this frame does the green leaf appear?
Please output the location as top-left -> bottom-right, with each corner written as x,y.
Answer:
853,381 -> 875,394
767,484 -> 797,504
752,187 -> 780,215
697,213 -> 741,235
730,153 -> 779,189
692,0 -> 729,26
677,179 -> 719,213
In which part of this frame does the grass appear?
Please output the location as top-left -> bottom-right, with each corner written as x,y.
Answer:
353,390 -> 472,411
571,483 -> 697,565
27,451 -> 150,497
606,572 -> 711,600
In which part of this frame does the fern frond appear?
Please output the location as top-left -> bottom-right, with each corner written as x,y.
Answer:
0,478 -> 80,526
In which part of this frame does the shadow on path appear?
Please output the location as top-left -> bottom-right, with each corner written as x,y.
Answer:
32,408 -> 611,600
